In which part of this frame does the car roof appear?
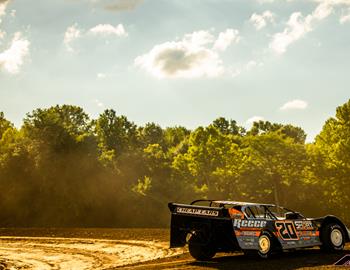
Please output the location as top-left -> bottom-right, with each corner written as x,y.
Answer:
213,200 -> 276,207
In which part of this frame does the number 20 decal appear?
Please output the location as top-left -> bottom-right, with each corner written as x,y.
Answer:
275,221 -> 299,240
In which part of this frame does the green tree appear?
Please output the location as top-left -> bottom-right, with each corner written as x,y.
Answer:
95,109 -> 138,157
312,99 -> 350,222
0,102 -> 348,228
0,112 -> 13,139
21,105 -> 100,226
249,120 -> 306,143
173,126 -> 244,199
139,123 -> 165,148
212,117 -> 245,135
241,132 -> 308,208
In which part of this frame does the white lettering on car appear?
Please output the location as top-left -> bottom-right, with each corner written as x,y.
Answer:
294,220 -> 314,230
233,219 -> 267,229
176,207 -> 219,217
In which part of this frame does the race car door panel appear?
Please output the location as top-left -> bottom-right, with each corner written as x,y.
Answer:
275,219 -> 321,249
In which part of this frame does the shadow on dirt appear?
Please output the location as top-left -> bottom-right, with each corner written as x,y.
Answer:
188,249 -> 350,270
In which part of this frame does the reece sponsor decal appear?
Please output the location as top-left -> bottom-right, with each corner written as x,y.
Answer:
176,207 -> 219,217
233,219 -> 267,229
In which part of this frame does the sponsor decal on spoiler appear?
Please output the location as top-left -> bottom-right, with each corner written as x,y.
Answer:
176,207 -> 219,217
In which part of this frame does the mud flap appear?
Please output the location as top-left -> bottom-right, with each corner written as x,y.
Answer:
169,214 -> 213,248
169,214 -> 188,248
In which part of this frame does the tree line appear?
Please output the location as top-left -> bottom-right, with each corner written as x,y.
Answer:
0,100 -> 349,227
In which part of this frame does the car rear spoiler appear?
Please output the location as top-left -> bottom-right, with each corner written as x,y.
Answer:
168,202 -> 230,248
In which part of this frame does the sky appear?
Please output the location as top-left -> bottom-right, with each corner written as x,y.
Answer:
0,0 -> 349,141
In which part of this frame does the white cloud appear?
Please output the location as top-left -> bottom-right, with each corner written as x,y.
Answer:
250,10 -> 274,30
258,0 -> 350,34
183,30 -> 215,47
64,24 -> 82,52
340,8 -> 350,23
213,29 -> 240,51
135,29 -> 239,79
313,1 -> 334,19
97,72 -> 107,79
269,12 -> 313,54
64,23 -> 127,51
94,99 -> 105,107
280,99 -> 308,110
246,116 -> 265,125
245,60 -> 264,70
269,0 -> 346,54
227,59 -> 263,78
0,1 -> 30,74
0,32 -> 30,74
89,23 -> 127,36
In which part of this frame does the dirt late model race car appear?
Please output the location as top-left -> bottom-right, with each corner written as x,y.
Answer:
168,200 -> 350,260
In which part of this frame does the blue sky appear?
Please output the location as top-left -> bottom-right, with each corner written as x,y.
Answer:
0,0 -> 349,141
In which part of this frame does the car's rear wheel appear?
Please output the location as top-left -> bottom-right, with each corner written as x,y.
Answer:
188,232 -> 216,261
321,223 -> 345,251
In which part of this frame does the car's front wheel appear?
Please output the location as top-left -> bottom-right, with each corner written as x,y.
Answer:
188,232 -> 216,261
258,232 -> 273,258
321,223 -> 345,251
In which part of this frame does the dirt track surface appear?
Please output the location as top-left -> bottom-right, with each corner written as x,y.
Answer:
0,229 -> 183,269
0,228 -> 348,270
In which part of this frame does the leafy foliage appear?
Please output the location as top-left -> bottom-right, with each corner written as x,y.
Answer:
0,100 -> 349,227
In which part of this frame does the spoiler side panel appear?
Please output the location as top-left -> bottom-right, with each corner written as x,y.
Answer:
168,203 -> 239,251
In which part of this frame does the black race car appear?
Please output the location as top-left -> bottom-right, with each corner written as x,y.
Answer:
168,200 -> 350,260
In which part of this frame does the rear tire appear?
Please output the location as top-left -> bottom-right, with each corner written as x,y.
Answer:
321,223 -> 345,252
188,233 -> 216,261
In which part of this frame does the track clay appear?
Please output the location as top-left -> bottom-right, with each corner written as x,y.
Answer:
0,236 -> 182,269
